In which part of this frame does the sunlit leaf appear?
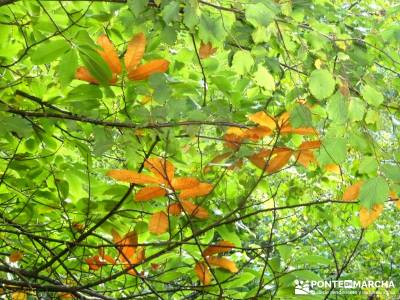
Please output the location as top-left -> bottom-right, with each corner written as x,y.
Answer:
135,186 -> 167,201
149,211 -> 169,235
202,240 -> 235,257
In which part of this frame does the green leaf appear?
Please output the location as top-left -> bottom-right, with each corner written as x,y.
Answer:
294,255 -> 331,266
198,14 -> 226,43
327,92 -> 348,124
348,97 -> 366,122
253,66 -> 275,90
216,225 -> 241,247
316,137 -> 347,165
359,176 -> 389,209
245,3 -> 276,27
359,156 -> 378,175
78,46 -> 112,85
162,1 -> 180,24
232,50 -> 254,75
128,0 -> 148,17
57,49 -> 78,86
183,0 -> 199,30
30,39 -> 70,64
290,104 -> 312,128
361,84 -> 384,107
381,164 -> 400,182
309,69 -> 336,99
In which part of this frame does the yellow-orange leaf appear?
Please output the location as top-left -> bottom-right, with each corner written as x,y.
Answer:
97,35 -> 122,74
342,181 -> 363,201
124,32 -> 146,72
135,186 -> 166,201
202,241 -> 235,257
149,212 -> 169,235
325,163 -> 340,174
277,111 -> 290,126
248,111 -> 276,130
180,200 -> 209,219
206,256 -> 238,273
199,42 -> 217,59
128,59 -> 169,80
298,140 -> 321,150
167,203 -> 182,216
360,204 -> 384,228
243,126 -> 272,141
9,250 -> 23,262
58,293 -> 74,299
144,158 -> 175,182
179,183 -> 213,200
171,177 -> 200,190
107,169 -> 162,184
194,262 -> 212,285
75,66 -> 98,84
266,149 -> 292,173
226,127 -> 245,137
12,292 -> 27,300
295,150 -> 316,168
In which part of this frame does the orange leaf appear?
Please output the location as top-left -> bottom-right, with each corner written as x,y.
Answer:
248,111 -> 276,130
360,204 -> 384,228
102,254 -> 116,265
199,42 -> 217,59
226,127 -> 245,137
128,59 -> 169,80
295,150 -> 316,168
194,262 -> 212,285
167,203 -> 182,216
179,183 -> 213,200
97,35 -> 122,74
202,241 -> 235,257
243,126 -> 272,141
325,163 -> 340,174
390,190 -> 399,201
171,177 -> 200,190
277,111 -> 290,126
342,181 -> 363,201
280,125 -> 318,135
9,250 -> 23,262
75,67 -> 98,84
120,231 -> 138,259
223,133 -> 243,149
266,148 -> 292,173
135,186 -> 167,201
106,169 -> 162,184
149,212 -> 169,235
111,229 -> 122,244
120,246 -> 145,265
124,32 -> 146,72
206,256 -> 238,273
180,200 -> 209,219
85,257 -> 100,271
298,140 -> 321,150
144,158 -> 175,182
58,293 -> 74,299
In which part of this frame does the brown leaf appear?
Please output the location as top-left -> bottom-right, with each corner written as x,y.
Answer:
180,200 -> 209,219
342,181 -> 363,201
171,177 -> 200,190
206,256 -> 238,273
128,59 -> 169,80
179,183 -> 213,200
9,250 -> 23,262
149,212 -> 169,235
167,203 -> 182,216
124,32 -> 146,72
202,241 -> 235,257
248,111 -> 276,130
194,261 -> 212,285
97,35 -> 122,74
135,186 -> 167,201
360,204 -> 384,228
106,169 -> 162,184
144,158 -> 175,182
199,42 -> 217,59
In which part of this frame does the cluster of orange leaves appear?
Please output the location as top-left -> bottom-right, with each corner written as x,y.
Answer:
342,182 -> 399,228
85,230 -> 144,276
107,157 -> 213,235
195,240 -> 238,285
76,32 -> 169,84
204,110 -> 332,174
